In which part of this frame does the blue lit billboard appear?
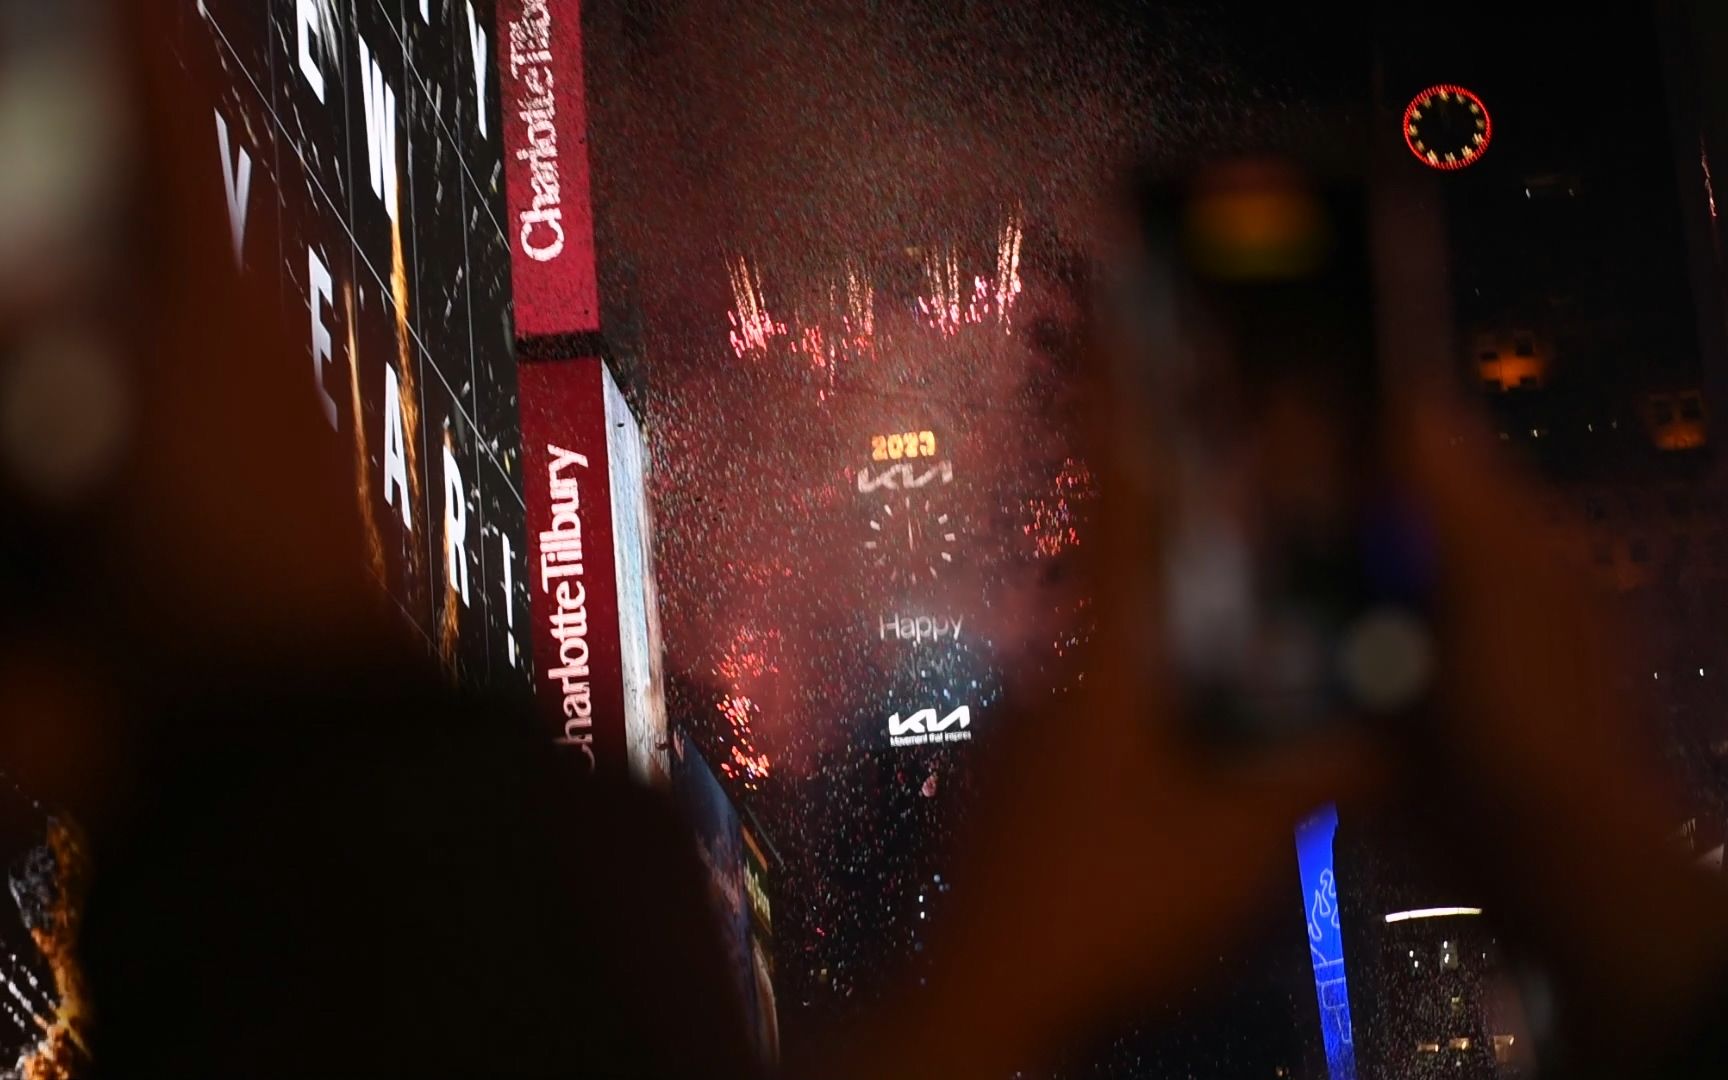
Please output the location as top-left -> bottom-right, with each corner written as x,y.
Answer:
1295,804 -> 1356,1080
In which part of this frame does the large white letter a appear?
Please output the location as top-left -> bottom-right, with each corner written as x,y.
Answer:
383,364 -> 412,530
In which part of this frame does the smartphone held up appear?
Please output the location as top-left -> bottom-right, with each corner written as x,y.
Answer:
1110,153 -> 1441,748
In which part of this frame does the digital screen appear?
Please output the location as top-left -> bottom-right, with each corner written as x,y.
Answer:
172,0 -> 533,690
742,827 -> 781,1064
498,0 -> 601,337
520,356 -> 669,782
670,741 -> 779,1064
870,430 -> 938,461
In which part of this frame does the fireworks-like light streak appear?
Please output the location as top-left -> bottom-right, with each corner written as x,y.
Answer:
345,284 -> 386,582
13,819 -> 90,1080
390,189 -> 423,561
727,255 -> 787,358
916,213 -> 1025,337
916,247 -> 967,338
793,324 -> 834,382
994,210 -> 1024,330
437,427 -> 462,681
711,625 -> 781,790
1022,456 -> 1095,559
716,694 -> 772,790
714,625 -> 782,684
732,262 -> 881,400
841,263 -> 875,345
794,265 -> 882,398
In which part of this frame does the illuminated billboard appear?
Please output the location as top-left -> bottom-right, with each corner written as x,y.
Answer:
672,732 -> 779,1066
520,357 -> 668,782
742,824 -> 781,1065
497,0 -> 601,337
1295,805 -> 1357,1080
851,428 -> 989,752
170,0 -> 533,691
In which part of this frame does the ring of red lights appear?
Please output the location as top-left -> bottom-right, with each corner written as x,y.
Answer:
1403,84 -> 1492,171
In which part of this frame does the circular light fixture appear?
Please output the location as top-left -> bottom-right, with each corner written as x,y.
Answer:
1403,84 -> 1492,171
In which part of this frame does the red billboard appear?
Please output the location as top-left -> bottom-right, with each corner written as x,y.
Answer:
520,358 -> 668,781
499,0 -> 601,337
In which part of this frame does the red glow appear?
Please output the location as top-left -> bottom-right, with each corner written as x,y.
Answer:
717,694 -> 772,789
1022,457 -> 1094,559
1403,84 -> 1492,171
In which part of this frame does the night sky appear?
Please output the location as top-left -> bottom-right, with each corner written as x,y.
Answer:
581,2 -> 1695,1074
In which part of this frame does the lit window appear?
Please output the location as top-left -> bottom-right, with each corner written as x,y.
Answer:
1492,1034 -> 1517,1063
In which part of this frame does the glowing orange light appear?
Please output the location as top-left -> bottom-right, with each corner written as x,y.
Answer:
870,431 -> 937,461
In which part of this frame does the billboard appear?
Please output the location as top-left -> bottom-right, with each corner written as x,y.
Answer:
519,357 -> 668,782
1295,804 -> 1357,1080
742,824 -> 781,1065
171,0 -> 533,690
672,732 -> 779,1067
497,0 -> 601,337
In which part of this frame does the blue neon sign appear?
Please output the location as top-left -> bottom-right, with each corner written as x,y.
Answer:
1295,804 -> 1356,1080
